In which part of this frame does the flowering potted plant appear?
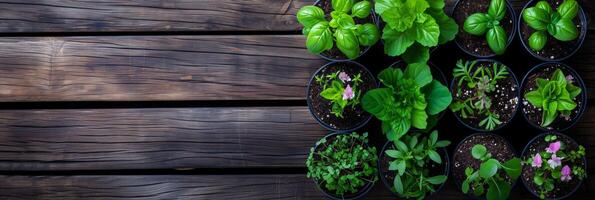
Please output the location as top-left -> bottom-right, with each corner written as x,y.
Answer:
306,132 -> 378,199
521,132 -> 587,199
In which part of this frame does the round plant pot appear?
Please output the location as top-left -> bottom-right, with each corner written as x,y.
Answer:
452,0 -> 517,58
314,0 -> 379,61
307,61 -> 376,132
521,132 -> 587,200
450,59 -> 520,132
520,62 -> 587,131
378,138 -> 450,198
452,133 -> 519,200
518,0 -> 588,62
310,132 -> 376,200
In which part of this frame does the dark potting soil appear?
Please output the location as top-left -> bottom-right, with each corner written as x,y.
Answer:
453,0 -> 514,56
316,0 -> 376,60
520,0 -> 584,60
452,61 -> 519,130
309,62 -> 375,130
521,134 -> 584,198
453,134 -> 516,195
521,63 -> 584,130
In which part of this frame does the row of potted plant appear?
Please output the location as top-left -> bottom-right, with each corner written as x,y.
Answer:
298,0 -> 587,62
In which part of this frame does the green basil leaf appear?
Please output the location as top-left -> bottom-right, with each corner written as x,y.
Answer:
404,62 -> 432,87
479,158 -> 500,178
488,0 -> 506,20
297,6 -> 326,28
552,18 -> 579,41
402,43 -> 429,64
335,28 -> 360,59
558,0 -> 578,20
352,0 -> 372,19
427,0 -> 445,9
428,9 -> 459,44
523,7 -> 550,31
331,0 -> 353,13
464,13 -> 490,35
412,108 -> 428,129
334,12 -> 356,29
424,80 -> 453,115
356,23 -> 380,46
306,22 -> 333,54
302,26 -> 311,35
486,26 -> 507,55
415,14 -> 440,47
528,30 -> 547,51
535,1 -> 553,15
382,26 -> 416,56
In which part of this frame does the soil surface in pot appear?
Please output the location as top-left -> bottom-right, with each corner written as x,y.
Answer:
521,134 -> 585,199
454,0 -> 514,56
309,62 -> 375,130
521,63 -> 584,130
316,0 -> 375,60
452,61 -> 519,130
520,0 -> 584,60
453,134 -> 516,195
380,144 -> 447,196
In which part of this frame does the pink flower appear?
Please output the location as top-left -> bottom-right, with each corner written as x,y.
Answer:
532,153 -> 542,168
342,85 -> 354,100
339,72 -> 351,83
547,154 -> 563,169
545,141 -> 561,154
561,165 -> 572,182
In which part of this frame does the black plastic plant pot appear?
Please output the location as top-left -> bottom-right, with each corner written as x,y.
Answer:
449,59 -> 520,132
520,62 -> 587,132
313,0 -> 379,62
310,132 -> 376,200
307,61 -> 376,133
452,0 -> 517,58
452,133 -> 519,200
378,139 -> 450,198
518,0 -> 588,62
521,132 -> 587,200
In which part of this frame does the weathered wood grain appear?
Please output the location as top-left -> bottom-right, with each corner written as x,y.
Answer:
0,35 -> 324,101
0,107 -> 325,170
0,0 -> 313,32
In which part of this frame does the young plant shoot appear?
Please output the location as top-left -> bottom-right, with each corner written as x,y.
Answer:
315,71 -> 363,118
362,63 -> 452,141
385,130 -> 450,199
297,0 -> 380,59
522,0 -> 580,51
375,0 -> 458,63
463,0 -> 508,54
462,144 -> 521,200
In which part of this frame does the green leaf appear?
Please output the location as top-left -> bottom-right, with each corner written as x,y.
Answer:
332,0 -> 353,13
472,144 -> 487,160
464,13 -> 490,35
412,108 -> 428,129
415,14 -> 440,47
480,159 -> 500,178
378,67 -> 403,89
395,140 -> 409,152
552,18 -> 579,41
501,158 -> 521,180
396,160 -> 406,175
523,7 -> 550,31
306,22 -> 334,54
426,175 -> 447,185
381,4 -> 416,32
428,150 -> 442,164
374,0 -> 396,14
462,179 -> 470,193
335,28 -> 360,59
352,0 -> 372,18
558,0 -> 578,20
487,178 -> 511,200
533,175 -> 544,185
524,90 -> 544,107
402,43 -> 429,64
424,80 -> 453,115
383,26 -> 416,56
429,130 -> 438,145
428,9 -> 459,44
356,23 -> 380,46
558,99 -> 577,110
567,83 -> 582,98
543,101 -> 558,126
535,1 -> 553,14
528,30 -> 547,51
404,63 -> 432,87
362,88 -> 394,120
320,88 -> 340,100
435,140 -> 451,148
391,119 -> 411,141
394,175 -> 404,194
297,6 -> 326,28
386,149 -> 400,158
334,12 -> 356,29
488,0 -> 506,20
486,26 -> 507,55
427,0 -> 445,9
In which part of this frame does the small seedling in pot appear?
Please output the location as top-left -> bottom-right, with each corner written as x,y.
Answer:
524,69 -> 581,127
297,0 -> 379,59
315,71 -> 363,118
522,0 -> 580,51
461,144 -> 521,200
463,0 -> 508,54
384,130 -> 450,199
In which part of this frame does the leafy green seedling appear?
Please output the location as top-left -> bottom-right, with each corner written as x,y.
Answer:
522,0 -> 580,51
316,71 -> 363,118
463,0 -> 509,54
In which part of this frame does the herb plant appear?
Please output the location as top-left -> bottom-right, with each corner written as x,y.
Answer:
362,63 -> 452,141
463,0 -> 508,54
375,0 -> 458,63
315,71 -> 363,118
462,144 -> 521,200
522,0 -> 580,51
524,69 -> 581,127
385,130 -> 450,199
306,132 -> 378,197
297,0 -> 380,59
524,134 -> 587,199
450,60 -> 509,131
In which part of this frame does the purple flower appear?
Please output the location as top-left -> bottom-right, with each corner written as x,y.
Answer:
566,75 -> 574,83
547,154 -> 563,169
561,165 -> 572,182
339,72 -> 351,83
532,153 -> 542,168
545,141 -> 561,154
343,85 -> 354,100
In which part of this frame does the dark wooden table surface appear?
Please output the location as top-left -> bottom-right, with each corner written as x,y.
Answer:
0,0 -> 592,199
